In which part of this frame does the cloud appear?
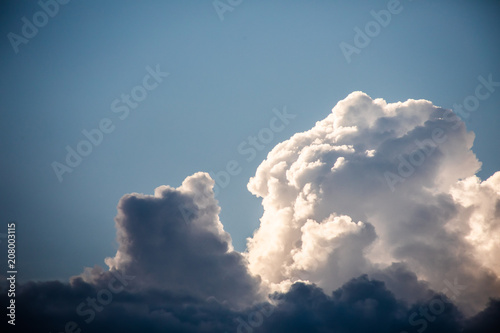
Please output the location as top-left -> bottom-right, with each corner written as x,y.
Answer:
3,275 -> 499,332
3,92 -> 500,332
263,276 -> 462,333
463,299 -> 500,333
246,91 -> 500,315
98,172 -> 260,308
449,172 -> 500,277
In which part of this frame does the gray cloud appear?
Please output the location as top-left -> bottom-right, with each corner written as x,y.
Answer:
3,274 -> 498,332
97,172 -> 260,309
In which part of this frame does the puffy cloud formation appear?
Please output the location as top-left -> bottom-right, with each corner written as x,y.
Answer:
450,173 -> 500,277
97,172 -> 260,308
2,92 -> 500,332
246,91 -> 500,315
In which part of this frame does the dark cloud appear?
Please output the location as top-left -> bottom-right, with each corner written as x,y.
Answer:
1,278 -> 238,332
98,172 -> 260,308
370,262 -> 434,304
2,275 -> 499,332
463,299 -> 500,333
260,276 -> 465,333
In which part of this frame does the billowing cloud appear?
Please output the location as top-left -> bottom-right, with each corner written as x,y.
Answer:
246,91 -> 500,315
3,92 -> 500,332
98,172 -> 260,308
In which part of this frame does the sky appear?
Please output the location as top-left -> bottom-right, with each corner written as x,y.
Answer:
1,0 -> 500,332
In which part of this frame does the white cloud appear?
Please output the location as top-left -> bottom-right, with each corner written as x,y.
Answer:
246,91 -> 500,315
450,173 -> 500,277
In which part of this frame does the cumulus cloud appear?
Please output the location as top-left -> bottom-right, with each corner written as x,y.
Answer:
449,172 -> 500,277
246,91 -> 500,315
98,172 -> 260,308
3,91 -> 500,332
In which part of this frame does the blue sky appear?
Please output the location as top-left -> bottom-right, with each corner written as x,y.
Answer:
1,0 -> 499,283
